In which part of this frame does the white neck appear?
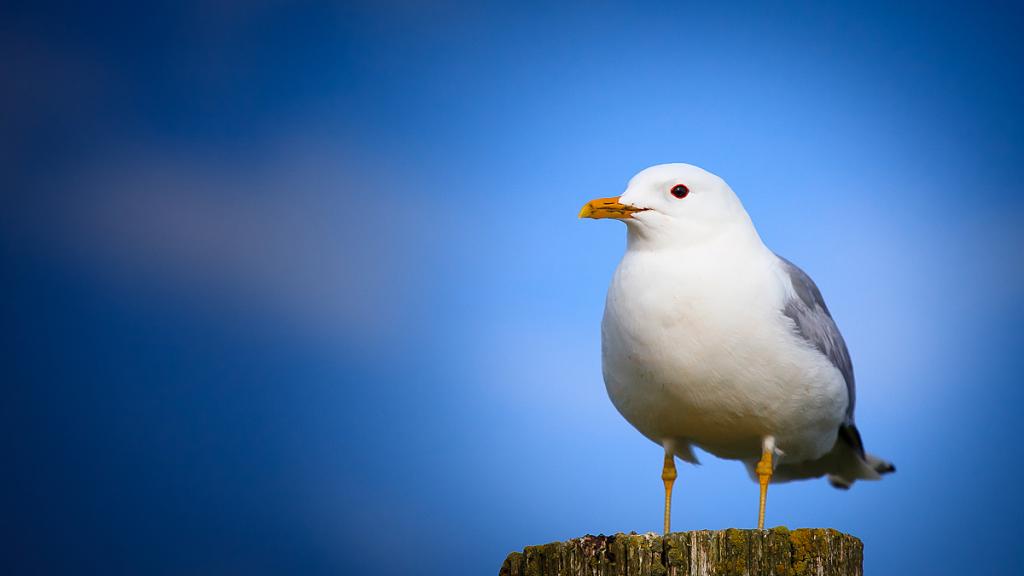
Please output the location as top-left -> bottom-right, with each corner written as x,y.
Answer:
624,211 -> 767,257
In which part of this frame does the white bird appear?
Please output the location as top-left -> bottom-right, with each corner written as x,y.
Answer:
579,163 -> 894,533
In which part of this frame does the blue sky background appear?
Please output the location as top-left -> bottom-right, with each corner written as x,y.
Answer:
3,1 -> 1023,574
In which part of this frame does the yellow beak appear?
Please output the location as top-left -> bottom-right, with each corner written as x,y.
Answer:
578,196 -> 646,219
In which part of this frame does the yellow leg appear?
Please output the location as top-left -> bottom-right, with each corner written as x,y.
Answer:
662,453 -> 677,535
756,446 -> 773,530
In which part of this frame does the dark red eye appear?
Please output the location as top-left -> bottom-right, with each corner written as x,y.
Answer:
670,184 -> 689,198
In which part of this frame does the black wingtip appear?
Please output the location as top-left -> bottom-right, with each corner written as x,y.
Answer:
837,424 -> 866,458
828,477 -> 852,490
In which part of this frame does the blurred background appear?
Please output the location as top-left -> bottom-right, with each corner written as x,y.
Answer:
3,1 -> 1023,574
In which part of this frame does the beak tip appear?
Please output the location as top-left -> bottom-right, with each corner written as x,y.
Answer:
579,196 -> 633,220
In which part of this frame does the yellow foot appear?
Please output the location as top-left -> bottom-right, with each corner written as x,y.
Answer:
662,453 -> 677,534
756,439 -> 774,530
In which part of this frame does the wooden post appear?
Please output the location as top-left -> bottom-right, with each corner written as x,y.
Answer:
499,528 -> 862,576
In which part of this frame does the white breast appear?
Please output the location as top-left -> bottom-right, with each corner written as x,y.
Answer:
601,239 -> 847,463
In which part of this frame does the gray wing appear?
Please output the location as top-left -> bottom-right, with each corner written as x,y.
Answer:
776,256 -> 856,425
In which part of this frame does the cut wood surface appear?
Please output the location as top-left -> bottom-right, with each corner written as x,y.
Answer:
499,528 -> 862,576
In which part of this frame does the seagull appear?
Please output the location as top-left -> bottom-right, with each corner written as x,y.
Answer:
579,163 -> 894,534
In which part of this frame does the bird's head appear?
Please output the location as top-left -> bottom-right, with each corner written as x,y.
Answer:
579,163 -> 753,248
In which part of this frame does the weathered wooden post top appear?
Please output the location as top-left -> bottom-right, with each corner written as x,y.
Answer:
500,528 -> 862,576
